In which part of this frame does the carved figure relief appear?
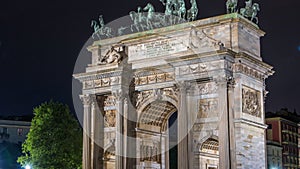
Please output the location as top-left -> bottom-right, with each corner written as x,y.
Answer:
198,82 -> 218,95
189,27 -> 224,50
104,110 -> 116,127
140,141 -> 161,163
198,98 -> 218,118
242,86 -> 261,117
98,46 -> 126,65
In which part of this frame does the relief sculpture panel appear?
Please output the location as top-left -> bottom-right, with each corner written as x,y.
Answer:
198,98 -> 218,118
242,86 -> 261,117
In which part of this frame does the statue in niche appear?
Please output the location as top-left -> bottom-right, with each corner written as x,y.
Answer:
226,0 -> 238,13
240,0 -> 260,24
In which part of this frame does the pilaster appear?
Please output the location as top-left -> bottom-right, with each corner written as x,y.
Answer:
177,81 -> 190,169
112,90 -> 125,169
216,77 -> 230,169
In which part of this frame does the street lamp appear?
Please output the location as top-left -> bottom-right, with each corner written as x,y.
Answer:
25,164 -> 31,169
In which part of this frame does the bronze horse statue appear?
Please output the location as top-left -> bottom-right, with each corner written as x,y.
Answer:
240,0 -> 260,24
226,0 -> 238,13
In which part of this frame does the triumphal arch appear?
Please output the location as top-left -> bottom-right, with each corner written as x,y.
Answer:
74,12 -> 273,169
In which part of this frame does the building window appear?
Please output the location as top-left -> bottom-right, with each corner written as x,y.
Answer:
3,127 -> 7,134
17,128 -> 23,136
268,124 -> 272,129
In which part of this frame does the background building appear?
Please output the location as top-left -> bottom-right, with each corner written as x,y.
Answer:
266,140 -> 282,169
0,116 -> 31,169
266,109 -> 300,169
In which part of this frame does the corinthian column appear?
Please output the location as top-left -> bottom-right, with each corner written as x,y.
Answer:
80,94 -> 93,169
177,81 -> 189,169
113,90 -> 125,169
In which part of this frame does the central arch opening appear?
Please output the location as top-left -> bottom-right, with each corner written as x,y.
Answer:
137,100 -> 178,169
168,111 -> 178,169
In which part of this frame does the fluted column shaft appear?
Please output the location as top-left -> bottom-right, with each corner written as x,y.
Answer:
177,82 -> 189,169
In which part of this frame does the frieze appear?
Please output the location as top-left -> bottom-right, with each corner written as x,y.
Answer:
242,86 -> 261,117
82,76 -> 121,89
135,72 -> 174,86
233,63 -> 264,81
178,61 -> 224,76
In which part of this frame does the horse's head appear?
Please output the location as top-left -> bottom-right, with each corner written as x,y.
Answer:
144,3 -> 152,11
129,11 -> 135,17
91,20 -> 96,26
253,3 -> 260,11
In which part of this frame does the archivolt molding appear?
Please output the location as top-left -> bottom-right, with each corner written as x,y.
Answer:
196,134 -> 219,151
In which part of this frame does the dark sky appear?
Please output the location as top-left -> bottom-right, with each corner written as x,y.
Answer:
0,0 -> 299,116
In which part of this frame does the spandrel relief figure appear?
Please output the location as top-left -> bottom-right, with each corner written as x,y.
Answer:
99,46 -> 124,64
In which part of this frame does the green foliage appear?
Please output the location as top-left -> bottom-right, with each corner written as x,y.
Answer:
18,101 -> 82,169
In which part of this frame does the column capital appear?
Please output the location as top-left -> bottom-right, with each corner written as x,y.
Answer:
214,76 -> 236,89
112,89 -> 127,102
80,94 -> 96,105
176,81 -> 191,93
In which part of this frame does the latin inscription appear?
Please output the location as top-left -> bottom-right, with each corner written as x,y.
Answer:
128,38 -> 188,61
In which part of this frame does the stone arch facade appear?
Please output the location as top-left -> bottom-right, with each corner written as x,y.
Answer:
74,14 -> 274,169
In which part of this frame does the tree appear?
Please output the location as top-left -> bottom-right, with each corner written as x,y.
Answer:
18,101 -> 82,169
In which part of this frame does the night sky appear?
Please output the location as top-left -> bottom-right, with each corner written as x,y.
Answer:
0,0 -> 299,116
